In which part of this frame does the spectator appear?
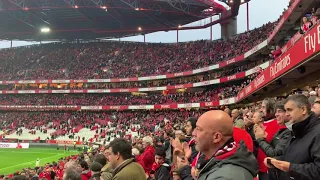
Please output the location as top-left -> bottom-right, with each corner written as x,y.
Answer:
178,110 -> 258,180
255,98 -> 280,180
151,148 -> 171,180
265,95 -> 320,180
184,117 -> 198,163
78,161 -> 91,180
312,100 -> 320,117
255,102 -> 292,157
108,138 -> 146,180
63,169 -> 82,180
231,109 -> 243,124
93,154 -> 112,180
89,162 -> 102,180
300,16 -> 313,34
136,136 -> 155,175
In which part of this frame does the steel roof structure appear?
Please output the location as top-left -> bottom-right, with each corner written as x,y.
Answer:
0,0 -> 240,40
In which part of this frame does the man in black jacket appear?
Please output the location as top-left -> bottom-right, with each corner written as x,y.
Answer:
265,95 -> 320,180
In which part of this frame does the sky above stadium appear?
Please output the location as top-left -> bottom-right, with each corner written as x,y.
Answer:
0,0 -> 288,48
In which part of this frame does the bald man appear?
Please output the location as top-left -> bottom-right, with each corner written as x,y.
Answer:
178,110 -> 258,180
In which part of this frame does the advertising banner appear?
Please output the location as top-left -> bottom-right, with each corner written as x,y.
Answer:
0,142 -> 30,149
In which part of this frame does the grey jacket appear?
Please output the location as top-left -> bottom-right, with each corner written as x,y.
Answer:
180,142 -> 258,180
256,127 -> 292,157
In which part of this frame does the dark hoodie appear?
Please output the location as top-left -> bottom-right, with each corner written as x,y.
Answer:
180,141 -> 258,180
155,163 -> 172,180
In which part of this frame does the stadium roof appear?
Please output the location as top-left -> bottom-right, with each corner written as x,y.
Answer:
0,0 -> 239,41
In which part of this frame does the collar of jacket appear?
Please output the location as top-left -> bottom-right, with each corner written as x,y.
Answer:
112,158 -> 134,176
198,141 -> 258,178
292,113 -> 320,138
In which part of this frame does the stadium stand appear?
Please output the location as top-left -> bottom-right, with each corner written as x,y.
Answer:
1,0 -> 320,179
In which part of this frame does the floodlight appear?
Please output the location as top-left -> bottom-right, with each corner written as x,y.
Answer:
40,28 -> 50,33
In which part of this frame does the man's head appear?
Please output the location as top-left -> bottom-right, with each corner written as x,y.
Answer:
192,110 -> 234,157
78,161 -> 88,172
185,117 -> 197,136
142,136 -> 153,149
108,139 -> 132,169
284,94 -> 311,124
312,101 -> 320,117
103,145 -> 110,160
224,107 -> 231,115
252,111 -> 263,124
275,103 -> 289,125
154,148 -> 166,165
94,154 -> 107,167
231,109 -> 240,120
63,168 -> 81,180
261,98 -> 276,117
90,162 -> 102,174
243,111 -> 253,126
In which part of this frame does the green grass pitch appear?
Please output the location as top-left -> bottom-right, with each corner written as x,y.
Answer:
0,148 -> 78,175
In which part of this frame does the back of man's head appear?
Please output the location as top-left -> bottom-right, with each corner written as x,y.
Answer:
63,169 -> 81,180
94,154 -> 107,166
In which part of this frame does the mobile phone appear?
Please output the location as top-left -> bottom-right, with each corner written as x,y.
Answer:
267,159 -> 275,168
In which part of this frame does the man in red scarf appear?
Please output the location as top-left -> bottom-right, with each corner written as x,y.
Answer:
178,110 -> 258,180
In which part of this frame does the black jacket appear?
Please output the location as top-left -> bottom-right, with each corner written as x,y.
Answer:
155,163 -> 172,180
246,124 -> 258,157
256,127 -> 292,157
273,113 -> 320,180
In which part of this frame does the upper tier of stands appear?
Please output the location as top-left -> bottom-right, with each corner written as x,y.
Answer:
0,22 -> 274,81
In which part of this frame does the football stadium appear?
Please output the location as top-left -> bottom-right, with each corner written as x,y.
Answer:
0,0 -> 320,179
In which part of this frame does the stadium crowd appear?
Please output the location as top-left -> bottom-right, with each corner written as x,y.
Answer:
0,23 -> 274,81
1,90 -> 320,180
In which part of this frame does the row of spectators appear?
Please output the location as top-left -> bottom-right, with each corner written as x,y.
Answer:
0,23 -> 274,81
7,59 -> 265,91
0,75 -> 261,106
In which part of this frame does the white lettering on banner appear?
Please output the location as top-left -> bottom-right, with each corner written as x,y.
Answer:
239,92 -> 244,99
120,89 -> 129,92
254,74 -> 265,89
227,75 -> 236,81
147,87 -> 157,91
0,143 -> 29,148
270,54 -> 291,78
205,102 -> 213,106
245,85 -> 252,94
175,85 -> 185,89
226,58 -> 235,65
110,106 -> 121,110
184,103 -> 193,108
160,105 -> 170,108
174,72 -> 184,77
6,81 -> 15,84
119,78 -> 129,82
7,91 -> 15,94
304,31 -> 316,53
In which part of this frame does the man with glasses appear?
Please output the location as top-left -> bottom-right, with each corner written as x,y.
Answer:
265,95 -> 320,180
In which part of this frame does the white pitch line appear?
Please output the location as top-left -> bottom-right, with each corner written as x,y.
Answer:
0,154 -> 63,171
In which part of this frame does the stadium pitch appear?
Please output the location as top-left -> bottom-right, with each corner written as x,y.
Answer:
0,148 -> 78,175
